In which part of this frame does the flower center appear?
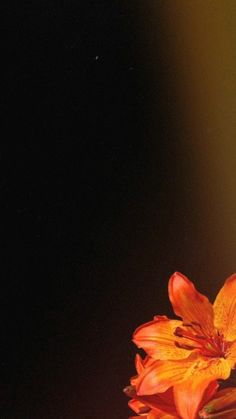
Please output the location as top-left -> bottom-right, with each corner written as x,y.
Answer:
174,322 -> 230,358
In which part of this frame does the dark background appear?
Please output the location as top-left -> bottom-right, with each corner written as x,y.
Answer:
2,1 -> 233,418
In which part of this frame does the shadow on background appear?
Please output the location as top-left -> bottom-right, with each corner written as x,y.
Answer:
2,1 -> 236,418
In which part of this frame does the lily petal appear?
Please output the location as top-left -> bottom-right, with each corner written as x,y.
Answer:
133,316 -> 191,360
168,272 -> 214,334
225,340 -> 236,368
128,399 -> 150,415
174,379 -> 218,419
185,356 -> 231,382
135,354 -> 151,374
124,385 -> 177,416
136,355 -> 230,396
136,359 -> 190,395
200,381 -> 219,407
130,405 -> 177,419
131,357 -> 156,386
213,273 -> 236,341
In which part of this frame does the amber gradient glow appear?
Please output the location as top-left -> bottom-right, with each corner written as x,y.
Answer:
144,1 -> 236,290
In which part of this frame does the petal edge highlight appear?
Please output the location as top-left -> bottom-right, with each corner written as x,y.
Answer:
168,272 -> 214,334
213,273 -> 236,341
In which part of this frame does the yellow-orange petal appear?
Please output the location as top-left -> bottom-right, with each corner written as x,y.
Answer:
174,379 -> 218,419
136,359 -> 190,395
213,273 -> 236,341
133,317 -> 191,360
131,357 -> 156,386
135,354 -> 146,374
199,387 -> 236,418
225,340 -> 236,368
136,355 -> 230,397
168,272 -> 214,334
185,356 -> 231,382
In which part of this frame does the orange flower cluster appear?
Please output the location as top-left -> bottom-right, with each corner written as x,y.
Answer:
124,272 -> 236,419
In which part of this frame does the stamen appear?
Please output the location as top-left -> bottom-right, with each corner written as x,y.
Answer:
175,341 -> 199,351
173,324 -> 228,358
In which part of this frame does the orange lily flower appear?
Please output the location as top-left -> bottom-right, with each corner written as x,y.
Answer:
133,272 -> 236,398
124,354 -> 218,419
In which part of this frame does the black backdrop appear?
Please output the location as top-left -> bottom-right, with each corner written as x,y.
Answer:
1,2 -> 221,418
